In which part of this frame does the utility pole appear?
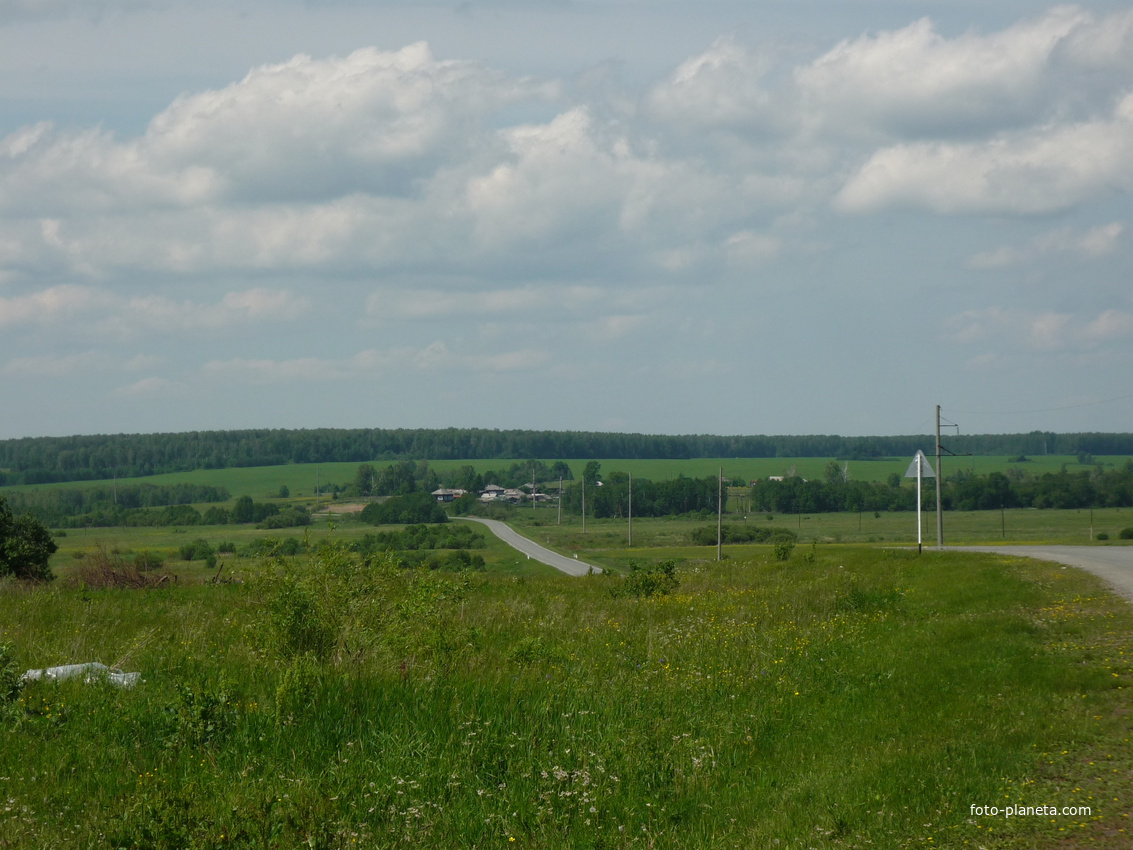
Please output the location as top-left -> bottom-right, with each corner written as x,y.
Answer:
582,477 -> 586,534
558,475 -> 562,525
717,467 -> 723,562
628,472 -> 633,547
935,405 -> 944,548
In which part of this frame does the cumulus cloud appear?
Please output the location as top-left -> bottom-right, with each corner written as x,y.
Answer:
835,94 -> 1133,215
645,36 -> 775,128
796,7 -> 1096,138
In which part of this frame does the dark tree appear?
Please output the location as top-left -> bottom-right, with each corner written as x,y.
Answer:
0,496 -> 57,581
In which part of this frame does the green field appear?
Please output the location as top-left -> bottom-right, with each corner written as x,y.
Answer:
6,455 -> 1130,501
39,502 -> 1133,581
3,542 -> 1133,847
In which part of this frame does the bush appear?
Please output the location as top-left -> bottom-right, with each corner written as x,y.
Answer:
613,560 -> 680,599
689,524 -> 797,546
1096,532 -> 1110,541
178,538 -> 215,561
133,550 -> 165,571
257,506 -> 311,529
0,643 -> 23,706
275,653 -> 321,727
262,574 -> 340,660
773,536 -> 796,562
1119,528 -> 1133,540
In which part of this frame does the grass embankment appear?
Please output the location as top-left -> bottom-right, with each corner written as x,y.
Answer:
2,544 -> 1131,848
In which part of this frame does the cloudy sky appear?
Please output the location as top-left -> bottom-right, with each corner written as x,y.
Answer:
2,0 -> 1132,441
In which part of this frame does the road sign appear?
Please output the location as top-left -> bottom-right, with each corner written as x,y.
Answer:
904,450 -> 936,478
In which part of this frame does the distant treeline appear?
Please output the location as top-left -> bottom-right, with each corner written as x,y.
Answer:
2,483 -> 229,527
746,464 -> 1133,514
3,427 -> 1133,486
4,487 -> 312,530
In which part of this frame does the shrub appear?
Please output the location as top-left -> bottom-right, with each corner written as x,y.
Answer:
0,643 -> 23,706
133,550 -> 165,571
264,576 -> 340,661
1119,528 -> 1133,540
1096,532 -> 1109,541
275,653 -> 321,727
773,536 -> 796,562
613,560 -> 680,599
178,538 -> 214,561
688,525 -> 797,546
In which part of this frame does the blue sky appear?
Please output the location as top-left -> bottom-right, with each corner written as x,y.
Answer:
1,0 -> 1131,440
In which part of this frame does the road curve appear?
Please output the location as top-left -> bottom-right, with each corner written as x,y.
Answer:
457,517 -> 602,576
948,545 -> 1133,604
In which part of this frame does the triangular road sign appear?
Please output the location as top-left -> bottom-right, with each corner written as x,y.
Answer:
904,450 -> 936,478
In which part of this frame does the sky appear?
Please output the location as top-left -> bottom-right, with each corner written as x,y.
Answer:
2,0 -> 1132,441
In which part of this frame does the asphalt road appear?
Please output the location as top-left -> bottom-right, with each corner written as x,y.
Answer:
457,517 -> 602,576
948,545 -> 1133,603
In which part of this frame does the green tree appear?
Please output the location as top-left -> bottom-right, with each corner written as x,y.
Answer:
352,464 -> 377,498
0,496 -> 57,581
232,495 -> 255,524
583,461 -> 602,487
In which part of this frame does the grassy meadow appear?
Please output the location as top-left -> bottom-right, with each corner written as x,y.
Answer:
3,541 -> 1133,848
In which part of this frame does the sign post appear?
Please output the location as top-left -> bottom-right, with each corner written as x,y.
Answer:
904,451 -> 936,553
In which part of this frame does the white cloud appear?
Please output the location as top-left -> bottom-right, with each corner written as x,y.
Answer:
968,221 -> 1124,268
366,284 -> 604,320
796,8 -> 1093,138
2,349 -> 111,377
835,94 -> 1133,215
945,306 -> 1133,352
645,36 -> 774,128
0,284 -> 308,333
0,284 -> 110,327
109,376 -> 187,399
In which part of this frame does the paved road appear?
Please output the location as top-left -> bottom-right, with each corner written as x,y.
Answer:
457,517 -> 602,576
948,545 -> 1133,603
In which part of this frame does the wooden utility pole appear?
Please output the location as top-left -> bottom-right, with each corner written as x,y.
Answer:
628,472 -> 633,547
717,467 -> 723,561
935,405 -> 944,548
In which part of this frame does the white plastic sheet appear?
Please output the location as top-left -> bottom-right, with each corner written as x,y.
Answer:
22,662 -> 140,688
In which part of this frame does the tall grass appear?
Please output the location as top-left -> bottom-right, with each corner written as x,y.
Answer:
1,544 -> 1131,847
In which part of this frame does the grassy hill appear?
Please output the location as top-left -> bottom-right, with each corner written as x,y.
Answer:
2,544 -> 1131,847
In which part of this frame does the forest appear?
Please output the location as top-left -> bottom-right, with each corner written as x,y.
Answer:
3,426 -> 1133,485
